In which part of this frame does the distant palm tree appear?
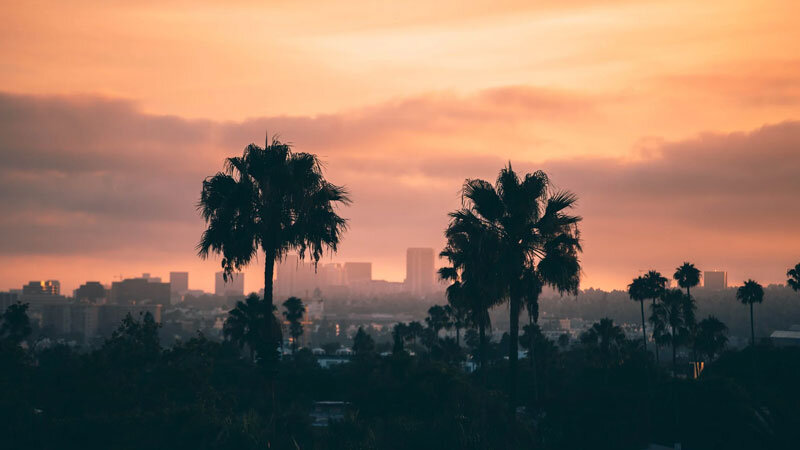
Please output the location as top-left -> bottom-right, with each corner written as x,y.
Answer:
643,270 -> 668,363
282,296 -> 306,353
736,280 -> 764,346
627,276 -> 649,351
407,321 -> 424,350
454,165 -> 581,409
674,262 -> 701,298
694,316 -> 728,370
787,263 -> 800,292
392,322 -> 409,354
198,137 -> 349,368
580,318 -> 627,370
223,293 -> 282,363
440,209 -> 505,370
425,305 -> 450,338
353,326 -> 375,356
650,289 -> 696,376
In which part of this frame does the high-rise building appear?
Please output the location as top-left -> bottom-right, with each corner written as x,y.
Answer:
344,262 -> 372,285
406,248 -> 435,296
703,271 -> 727,290
169,272 -> 189,294
74,281 -> 107,303
215,272 -> 245,297
23,280 -> 60,296
110,277 -> 170,305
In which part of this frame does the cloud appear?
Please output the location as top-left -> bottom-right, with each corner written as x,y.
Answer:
0,90 -> 798,291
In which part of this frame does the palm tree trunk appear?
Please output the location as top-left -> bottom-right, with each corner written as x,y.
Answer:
509,287 -> 521,414
672,337 -> 677,377
750,302 -> 755,346
640,300 -> 647,351
652,298 -> 660,364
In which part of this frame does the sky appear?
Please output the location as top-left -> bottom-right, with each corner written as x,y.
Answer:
1,0 -> 799,294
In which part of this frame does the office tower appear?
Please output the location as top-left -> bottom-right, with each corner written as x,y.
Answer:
169,272 -> 189,294
23,280 -> 60,296
215,271 -> 245,297
110,277 -> 171,305
703,271 -> 727,290
344,262 -> 372,285
75,281 -> 107,303
406,248 -> 435,296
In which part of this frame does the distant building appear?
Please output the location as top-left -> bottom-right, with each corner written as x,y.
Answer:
0,291 -> 20,312
23,280 -> 60,296
215,271 -> 244,297
703,271 -> 727,290
110,276 -> 170,305
770,326 -> 800,346
344,262 -> 372,285
405,248 -> 435,296
169,272 -> 189,294
74,281 -> 107,303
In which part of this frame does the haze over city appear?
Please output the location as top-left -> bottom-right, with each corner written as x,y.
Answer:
2,0 -> 800,294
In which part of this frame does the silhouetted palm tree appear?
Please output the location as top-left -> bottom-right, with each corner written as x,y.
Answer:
787,263 -> 800,292
455,164 -> 581,408
198,137 -> 349,368
440,209 -> 505,370
282,296 -> 306,353
392,322 -> 409,354
353,326 -> 375,356
643,270 -> 668,363
407,321 -> 424,351
223,293 -> 282,363
674,262 -> 701,298
651,288 -> 696,376
580,318 -> 626,370
0,302 -> 32,345
694,316 -> 728,368
627,276 -> 649,351
736,280 -> 764,346
425,305 -> 450,338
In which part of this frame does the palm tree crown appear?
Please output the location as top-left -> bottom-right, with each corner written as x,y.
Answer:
650,288 -> 696,375
198,137 -> 349,366
223,293 -> 281,363
674,262 -> 701,297
282,296 -> 306,352
787,263 -> 800,292
736,279 -> 764,346
627,276 -> 649,350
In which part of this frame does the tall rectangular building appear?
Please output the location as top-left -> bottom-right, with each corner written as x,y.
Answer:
215,272 -> 245,297
703,271 -> 727,290
406,248 -> 435,296
169,272 -> 189,294
344,262 -> 372,285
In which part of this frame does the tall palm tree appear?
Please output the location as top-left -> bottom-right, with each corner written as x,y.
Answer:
787,263 -> 800,292
650,288 -> 696,376
643,270 -> 668,363
198,137 -> 349,368
282,296 -> 306,353
223,293 -> 282,363
627,276 -> 649,351
440,209 -> 505,371
456,165 -> 581,409
736,279 -> 764,346
674,262 -> 701,298
579,318 -> 627,370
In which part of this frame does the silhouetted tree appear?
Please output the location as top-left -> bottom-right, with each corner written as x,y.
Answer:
580,318 -> 626,370
651,288 -> 696,376
392,322 -> 409,354
282,297 -> 305,353
224,293 -> 282,363
407,321 -> 424,350
0,302 -> 31,345
198,137 -> 349,370
787,263 -> 800,292
736,280 -> 764,346
695,316 -> 728,366
643,270 -> 668,363
674,262 -> 701,298
628,276 -> 649,351
453,165 -> 581,408
353,326 -> 375,356
425,305 -> 450,337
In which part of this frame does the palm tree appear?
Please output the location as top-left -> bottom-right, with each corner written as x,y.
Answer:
455,165 -> 581,408
198,137 -> 349,368
223,293 -> 282,363
392,322 -> 409,354
580,318 -> 627,370
627,276 -> 649,351
425,305 -> 450,338
736,279 -> 764,346
440,208 -> 505,371
787,263 -> 800,292
643,270 -> 668,363
282,296 -> 306,353
674,262 -> 701,298
407,321 -> 424,351
694,316 -> 728,371
353,326 -> 375,356
650,288 -> 696,376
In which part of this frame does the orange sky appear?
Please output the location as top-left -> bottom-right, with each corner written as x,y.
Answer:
1,0 -> 799,294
